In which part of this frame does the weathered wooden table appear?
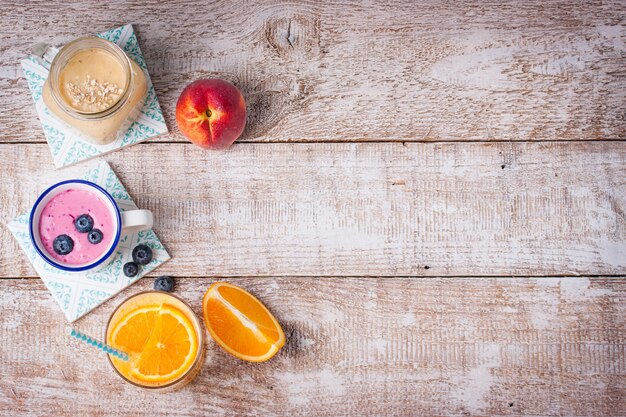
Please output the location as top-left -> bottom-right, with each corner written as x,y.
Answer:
1,1 -> 625,416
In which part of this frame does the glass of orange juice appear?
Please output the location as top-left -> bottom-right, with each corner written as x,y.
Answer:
105,291 -> 204,391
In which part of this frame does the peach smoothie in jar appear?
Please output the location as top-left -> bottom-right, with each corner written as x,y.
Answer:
40,37 -> 147,145
105,291 -> 205,391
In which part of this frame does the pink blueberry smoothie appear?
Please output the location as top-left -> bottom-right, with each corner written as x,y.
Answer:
39,189 -> 115,265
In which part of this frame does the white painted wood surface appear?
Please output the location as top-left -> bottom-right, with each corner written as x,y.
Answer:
0,1 -> 624,142
1,142 -> 624,277
1,277 -> 625,416
0,1 -> 624,416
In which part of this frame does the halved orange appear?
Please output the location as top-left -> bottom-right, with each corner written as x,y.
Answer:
203,282 -> 285,362
109,303 -> 198,383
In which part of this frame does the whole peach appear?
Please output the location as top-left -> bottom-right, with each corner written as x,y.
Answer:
175,79 -> 246,149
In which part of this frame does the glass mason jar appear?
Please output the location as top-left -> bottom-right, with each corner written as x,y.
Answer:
33,37 -> 147,145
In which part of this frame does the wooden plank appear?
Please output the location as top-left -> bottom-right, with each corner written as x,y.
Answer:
1,0 -> 625,143
1,141 -> 624,278
0,276 -> 624,416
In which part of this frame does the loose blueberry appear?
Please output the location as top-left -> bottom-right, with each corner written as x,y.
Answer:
154,276 -> 174,292
123,262 -> 139,277
88,229 -> 103,244
74,214 -> 94,233
53,234 -> 74,255
132,244 -> 153,265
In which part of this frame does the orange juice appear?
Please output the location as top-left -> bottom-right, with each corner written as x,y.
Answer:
105,291 -> 204,390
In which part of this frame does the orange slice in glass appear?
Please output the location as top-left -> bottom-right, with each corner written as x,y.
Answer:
203,282 -> 285,362
109,303 -> 198,383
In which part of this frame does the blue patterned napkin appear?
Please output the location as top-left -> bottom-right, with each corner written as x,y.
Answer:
7,161 -> 170,322
21,24 -> 168,168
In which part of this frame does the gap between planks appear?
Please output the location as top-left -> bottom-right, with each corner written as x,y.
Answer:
4,139 -> 626,145
4,275 -> 626,280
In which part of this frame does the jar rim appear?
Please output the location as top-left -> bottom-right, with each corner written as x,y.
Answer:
48,37 -> 133,120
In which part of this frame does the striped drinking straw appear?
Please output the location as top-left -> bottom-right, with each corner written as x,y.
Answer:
67,328 -> 129,361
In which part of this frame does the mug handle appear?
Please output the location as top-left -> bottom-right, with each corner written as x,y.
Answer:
121,210 -> 153,234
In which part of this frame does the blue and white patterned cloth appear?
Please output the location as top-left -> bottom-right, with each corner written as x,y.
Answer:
21,24 -> 168,168
7,161 -> 170,322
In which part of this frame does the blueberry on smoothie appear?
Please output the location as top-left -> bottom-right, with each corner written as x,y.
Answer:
74,214 -> 94,233
132,244 -> 153,265
53,235 -> 74,255
154,276 -> 174,292
123,262 -> 139,277
88,229 -> 104,244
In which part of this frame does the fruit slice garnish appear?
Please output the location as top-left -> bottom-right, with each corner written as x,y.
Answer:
109,303 -> 198,383
203,282 -> 285,362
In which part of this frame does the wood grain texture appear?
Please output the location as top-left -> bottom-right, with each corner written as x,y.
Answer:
0,0 -> 625,143
0,277 -> 624,417
1,142 -> 625,278
1,1 -> 625,416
